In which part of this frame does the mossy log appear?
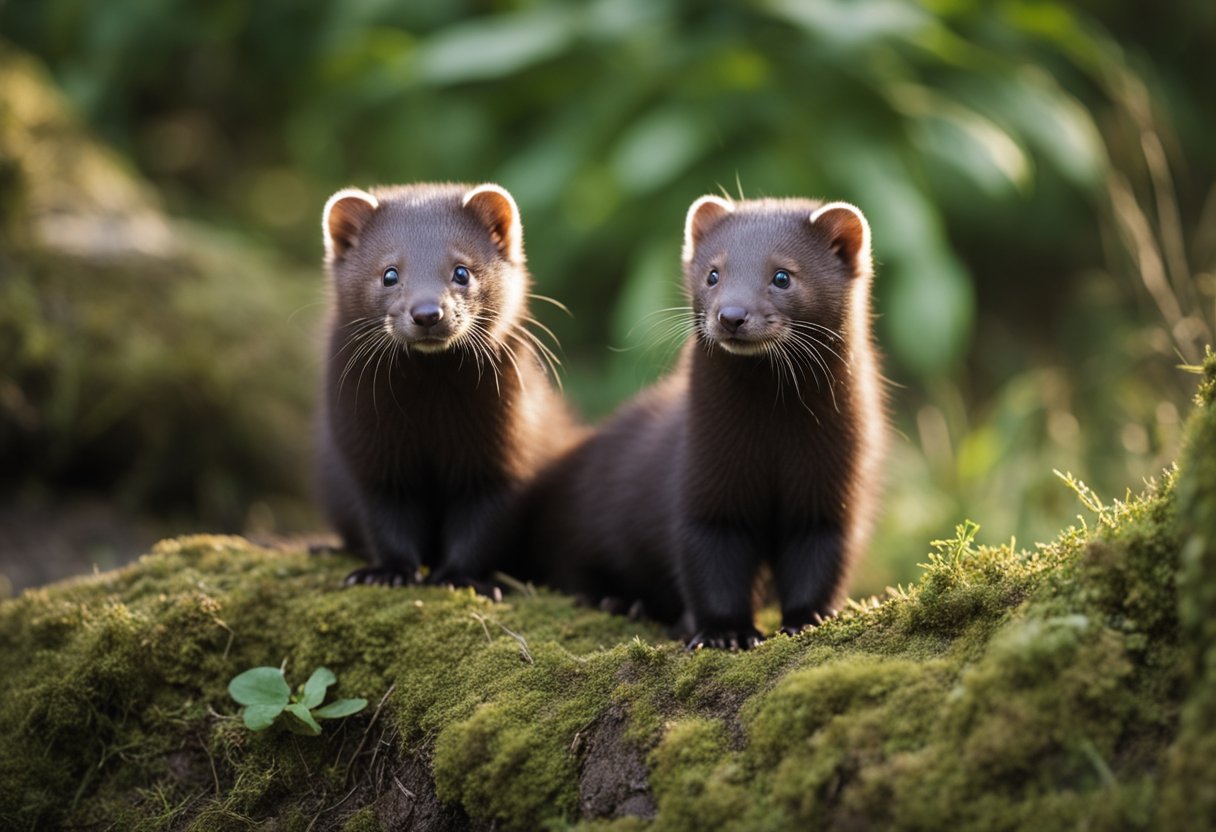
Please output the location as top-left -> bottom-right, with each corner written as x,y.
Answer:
1,354 -> 1214,831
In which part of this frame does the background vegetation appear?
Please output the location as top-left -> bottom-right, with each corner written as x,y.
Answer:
1,0 -> 1213,594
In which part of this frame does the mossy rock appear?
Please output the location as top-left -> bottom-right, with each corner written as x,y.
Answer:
1,354 -> 1214,830
0,43 -> 318,530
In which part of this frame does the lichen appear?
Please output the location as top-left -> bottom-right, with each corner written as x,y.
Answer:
2,353 -> 1215,830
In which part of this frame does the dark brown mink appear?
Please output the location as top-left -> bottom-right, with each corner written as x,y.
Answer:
316,182 -> 580,588
515,195 -> 886,648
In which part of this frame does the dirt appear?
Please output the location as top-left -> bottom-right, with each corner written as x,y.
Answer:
577,705 -> 657,821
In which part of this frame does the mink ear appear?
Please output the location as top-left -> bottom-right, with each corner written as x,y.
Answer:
323,188 -> 379,261
462,184 -> 523,263
810,202 -> 872,276
682,195 -> 734,262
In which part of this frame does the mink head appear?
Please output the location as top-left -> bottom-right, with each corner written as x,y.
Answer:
322,183 -> 528,353
681,195 -> 872,356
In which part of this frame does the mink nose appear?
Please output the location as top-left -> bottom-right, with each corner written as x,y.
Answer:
410,303 -> 443,328
718,307 -> 748,334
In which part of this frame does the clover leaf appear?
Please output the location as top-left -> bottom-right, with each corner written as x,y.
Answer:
284,702 -> 323,735
228,667 -> 291,731
300,666 -> 336,709
313,697 -> 368,719
228,665 -> 368,734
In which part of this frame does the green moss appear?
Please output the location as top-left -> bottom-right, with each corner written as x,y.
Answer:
341,806 -> 384,832
430,646 -> 621,829
647,719 -> 749,832
1161,350 -> 1216,826
3,356 -> 1216,830
0,537 -> 665,829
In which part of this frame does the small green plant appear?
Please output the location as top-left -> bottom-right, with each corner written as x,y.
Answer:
228,665 -> 367,735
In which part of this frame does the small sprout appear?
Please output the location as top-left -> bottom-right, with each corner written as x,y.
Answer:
227,665 -> 368,735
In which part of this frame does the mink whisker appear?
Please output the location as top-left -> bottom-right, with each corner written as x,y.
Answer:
776,340 -> 820,423
784,330 -> 840,413
527,292 -> 573,317
513,324 -> 561,390
500,333 -> 529,394
337,324 -> 388,396
789,321 -> 847,363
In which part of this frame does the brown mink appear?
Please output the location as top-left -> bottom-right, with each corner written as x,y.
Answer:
517,195 -> 885,648
317,182 -> 578,588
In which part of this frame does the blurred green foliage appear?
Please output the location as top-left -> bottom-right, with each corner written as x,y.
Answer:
1,0 -> 1214,593
0,49 -> 319,536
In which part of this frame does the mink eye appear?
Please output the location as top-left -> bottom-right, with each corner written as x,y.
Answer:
772,269 -> 791,289
453,265 -> 471,286
706,269 -> 720,287
382,267 -> 399,287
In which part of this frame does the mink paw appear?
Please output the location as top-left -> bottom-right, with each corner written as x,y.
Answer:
343,566 -> 422,587
778,623 -> 812,638
429,575 -> 504,602
573,595 -> 646,619
778,609 -> 837,637
596,596 -> 647,620
686,627 -> 764,651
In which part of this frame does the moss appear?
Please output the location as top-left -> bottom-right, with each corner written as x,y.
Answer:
342,806 -> 384,832
0,537 -> 666,829
429,646 -> 620,829
647,719 -> 750,832
1161,350 -> 1216,827
2,359 -> 1216,830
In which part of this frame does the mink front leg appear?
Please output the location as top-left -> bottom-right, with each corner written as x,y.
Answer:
678,521 -> 763,650
344,492 -> 425,586
774,524 -> 846,635
429,490 -> 510,598
317,439 -> 370,557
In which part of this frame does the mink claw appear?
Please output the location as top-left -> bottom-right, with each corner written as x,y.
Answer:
685,628 -> 764,652
342,566 -> 421,587
429,574 -> 504,601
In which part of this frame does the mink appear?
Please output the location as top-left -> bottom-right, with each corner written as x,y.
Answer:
517,195 -> 886,648
316,182 -> 579,588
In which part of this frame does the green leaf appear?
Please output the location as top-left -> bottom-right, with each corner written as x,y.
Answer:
884,250 -> 974,376
284,703 -> 322,735
313,698 -> 368,719
415,8 -> 575,84
914,107 -> 1031,197
610,108 -> 707,194
767,0 -> 930,48
229,667 -> 291,707
300,666 -> 336,709
241,703 -> 284,731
